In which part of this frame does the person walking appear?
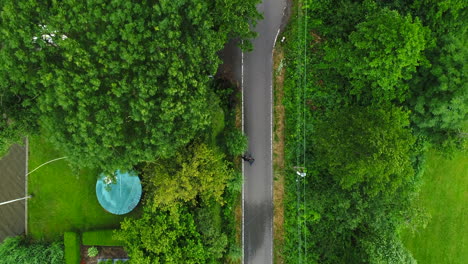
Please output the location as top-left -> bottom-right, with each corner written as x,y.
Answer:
242,154 -> 255,165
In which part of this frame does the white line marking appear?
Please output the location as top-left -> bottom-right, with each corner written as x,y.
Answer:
273,28 -> 281,48
24,137 -> 29,235
27,156 -> 67,176
241,42 -> 245,264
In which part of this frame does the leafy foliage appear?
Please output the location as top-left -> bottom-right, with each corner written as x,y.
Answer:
225,129 -> 248,156
278,0 -> 466,262
195,203 -> 228,263
0,236 -> 64,264
0,0 -> 261,171
142,143 -> 234,212
326,8 -> 428,102
115,207 -> 206,264
408,20 -> 468,149
87,247 -> 98,257
313,105 -> 415,196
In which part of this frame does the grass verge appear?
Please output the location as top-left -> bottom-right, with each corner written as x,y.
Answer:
28,136 -> 140,241
401,149 -> 468,263
273,43 -> 286,263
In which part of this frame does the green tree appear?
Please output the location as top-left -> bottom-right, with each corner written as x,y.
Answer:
325,8 -> 428,103
409,31 -> 468,148
114,207 -> 206,264
0,0 -> 261,171
225,129 -> 248,156
313,105 -> 415,196
404,2 -> 468,149
142,143 -> 233,212
194,203 -> 228,263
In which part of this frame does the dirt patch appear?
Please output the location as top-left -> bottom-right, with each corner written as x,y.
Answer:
81,246 -> 128,264
273,44 -> 286,264
235,198 -> 242,247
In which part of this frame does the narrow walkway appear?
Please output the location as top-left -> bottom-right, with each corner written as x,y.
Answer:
0,142 -> 27,242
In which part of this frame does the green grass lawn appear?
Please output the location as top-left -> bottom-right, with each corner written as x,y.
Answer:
28,136 -> 141,241
402,149 -> 467,264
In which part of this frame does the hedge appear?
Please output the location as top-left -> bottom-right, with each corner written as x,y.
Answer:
64,232 -> 81,264
82,230 -> 125,246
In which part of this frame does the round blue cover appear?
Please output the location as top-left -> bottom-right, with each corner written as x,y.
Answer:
96,170 -> 142,215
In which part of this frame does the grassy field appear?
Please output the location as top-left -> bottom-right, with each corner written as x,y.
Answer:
28,136 -> 140,241
402,149 -> 467,264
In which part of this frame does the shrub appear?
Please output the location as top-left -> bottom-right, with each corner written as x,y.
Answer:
64,232 -> 81,264
225,129 -> 248,156
87,247 -> 98,257
82,230 -> 125,246
0,236 -> 65,264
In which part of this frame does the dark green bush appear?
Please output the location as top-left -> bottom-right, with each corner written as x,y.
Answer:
225,129 -> 248,156
82,230 -> 125,246
64,232 -> 81,264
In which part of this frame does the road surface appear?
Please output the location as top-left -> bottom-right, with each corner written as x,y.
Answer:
0,143 -> 27,242
242,0 -> 287,263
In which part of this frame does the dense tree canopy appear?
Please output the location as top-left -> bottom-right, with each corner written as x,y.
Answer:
0,0 -> 260,170
142,143 -> 233,212
324,8 -> 428,103
115,207 -> 206,264
313,105 -> 415,196
409,30 -> 468,147
281,0 -> 464,262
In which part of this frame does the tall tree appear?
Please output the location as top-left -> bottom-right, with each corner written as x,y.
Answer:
409,30 -> 468,148
0,0 -> 260,170
313,104 -> 415,196
115,207 -> 207,264
142,143 -> 233,212
324,8 -> 428,103
404,1 -> 468,149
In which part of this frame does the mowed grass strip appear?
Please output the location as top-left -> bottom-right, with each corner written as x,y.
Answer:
28,136 -> 140,241
402,149 -> 467,264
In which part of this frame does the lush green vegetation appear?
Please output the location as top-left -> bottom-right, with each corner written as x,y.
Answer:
28,136 -> 140,241
1,0 -> 253,262
64,232 -> 80,264
281,0 -> 466,263
82,230 -> 125,246
0,236 -> 64,264
114,80 -> 245,263
0,0 -> 260,172
402,150 -> 468,263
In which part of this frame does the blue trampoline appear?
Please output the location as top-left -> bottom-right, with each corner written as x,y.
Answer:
96,170 -> 142,215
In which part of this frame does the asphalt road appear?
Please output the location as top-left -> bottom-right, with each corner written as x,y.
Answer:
242,1 -> 287,263
0,143 -> 27,242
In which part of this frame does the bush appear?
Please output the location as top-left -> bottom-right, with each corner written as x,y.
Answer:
64,232 -> 81,264
0,236 -> 64,264
195,203 -> 228,262
225,129 -> 248,156
82,230 -> 125,246
87,247 -> 98,257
